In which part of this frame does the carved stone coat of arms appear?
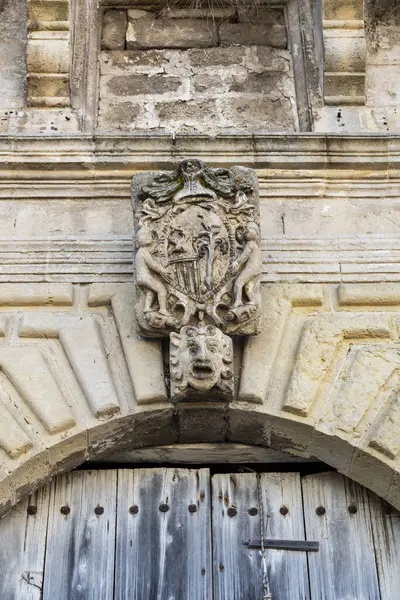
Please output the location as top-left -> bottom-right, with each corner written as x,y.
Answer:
132,159 -> 262,402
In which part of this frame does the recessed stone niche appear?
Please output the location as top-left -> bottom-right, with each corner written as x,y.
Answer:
98,2 -> 298,134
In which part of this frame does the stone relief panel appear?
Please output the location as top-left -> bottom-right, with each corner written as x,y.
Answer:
133,159 -> 261,337
132,159 -> 262,402
170,324 -> 234,402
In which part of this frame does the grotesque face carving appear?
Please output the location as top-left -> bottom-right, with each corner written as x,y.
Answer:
170,324 -> 234,401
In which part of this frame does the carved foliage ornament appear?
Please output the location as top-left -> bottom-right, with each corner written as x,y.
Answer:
132,159 -> 262,402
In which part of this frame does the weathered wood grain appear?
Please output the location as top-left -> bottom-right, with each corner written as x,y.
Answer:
212,472 -> 310,600
0,487 -> 50,600
114,467 -> 212,600
42,470 -> 117,600
212,472 -> 262,600
3,467 -> 400,600
259,472 -> 310,600
302,471 -> 380,600
369,493 -> 400,599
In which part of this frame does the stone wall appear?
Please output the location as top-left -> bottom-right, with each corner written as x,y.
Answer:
315,0 -> 400,132
98,5 -> 298,134
0,0 -> 27,111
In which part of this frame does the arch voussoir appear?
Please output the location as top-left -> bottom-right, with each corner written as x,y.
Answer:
0,283 -> 400,516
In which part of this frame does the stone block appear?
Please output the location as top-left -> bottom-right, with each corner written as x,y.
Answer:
156,99 -> 219,133
0,0 -> 27,109
324,0 -> 364,20
309,429 -> 354,474
27,37 -> 70,73
178,405 -> 227,443
161,7 -> 236,19
237,6 -> 285,24
387,469 -> 400,510
102,9 -> 127,51
367,65 -> 400,106
229,72 -> 282,94
324,73 -> 365,104
28,74 -> 70,107
218,96 -> 295,132
255,47 -> 291,72
349,448 -> 395,499
0,474 -> 14,518
98,100 -> 142,130
127,9 -> 151,20
324,33 -> 366,73
367,25 -> 400,65
127,18 -> 217,49
188,46 -> 246,67
227,407 -> 270,446
219,22 -> 287,49
192,73 -> 229,94
12,452 -> 52,505
29,0 -> 69,27
338,283 -> 400,306
100,50 -> 168,73
49,433 -> 88,476
6,108 -> 79,134
105,74 -> 182,97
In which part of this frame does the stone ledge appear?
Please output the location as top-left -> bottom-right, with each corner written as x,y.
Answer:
0,134 -> 399,172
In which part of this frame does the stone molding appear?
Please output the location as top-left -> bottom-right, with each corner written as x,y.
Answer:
0,282 -> 400,515
1,236 -> 400,284
0,134 -> 399,170
323,0 -> 366,106
0,135 -> 398,284
27,0 -> 71,108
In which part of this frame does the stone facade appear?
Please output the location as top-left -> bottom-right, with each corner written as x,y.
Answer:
98,6 -> 296,133
0,1 -> 399,518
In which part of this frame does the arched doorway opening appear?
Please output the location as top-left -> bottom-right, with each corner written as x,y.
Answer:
1,456 -> 399,599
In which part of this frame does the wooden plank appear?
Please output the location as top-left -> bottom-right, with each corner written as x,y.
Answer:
114,467 -> 212,600
0,486 -> 51,600
42,469 -> 117,600
212,472 -> 262,600
302,472 -> 380,600
259,473 -> 310,600
368,492 -> 400,599
212,472 -> 310,600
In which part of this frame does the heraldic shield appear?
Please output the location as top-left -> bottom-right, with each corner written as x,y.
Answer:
132,159 -> 262,339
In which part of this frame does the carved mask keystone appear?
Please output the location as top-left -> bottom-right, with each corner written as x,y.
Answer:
132,159 -> 262,403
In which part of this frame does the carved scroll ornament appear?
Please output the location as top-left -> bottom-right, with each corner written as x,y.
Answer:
132,159 -> 262,402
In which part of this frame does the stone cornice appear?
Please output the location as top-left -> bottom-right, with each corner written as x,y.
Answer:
0,134 -> 399,174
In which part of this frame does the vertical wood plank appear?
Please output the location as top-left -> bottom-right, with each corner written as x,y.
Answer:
212,472 -> 310,600
302,472 -> 380,600
0,487 -> 50,600
114,467 -> 212,600
212,472 -> 262,600
368,492 -> 400,599
42,469 -> 117,600
260,472 -> 310,600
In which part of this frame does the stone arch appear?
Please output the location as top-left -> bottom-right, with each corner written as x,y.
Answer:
1,281 -> 400,515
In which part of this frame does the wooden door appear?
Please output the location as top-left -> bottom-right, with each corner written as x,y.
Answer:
1,468 -> 400,599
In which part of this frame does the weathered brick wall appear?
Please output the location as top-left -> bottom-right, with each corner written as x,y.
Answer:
98,6 -> 298,134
